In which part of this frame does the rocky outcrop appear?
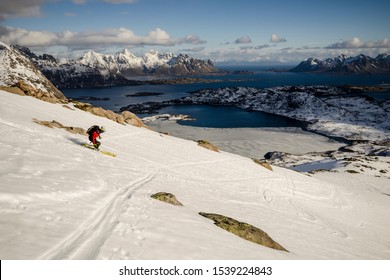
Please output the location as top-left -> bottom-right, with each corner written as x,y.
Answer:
252,159 -> 273,171
197,140 -> 219,152
12,81 -> 65,103
72,101 -> 147,128
151,192 -> 183,206
32,119 -> 86,135
199,212 -> 288,251
121,111 -> 145,127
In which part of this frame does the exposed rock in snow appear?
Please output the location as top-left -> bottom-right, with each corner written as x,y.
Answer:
151,192 -> 183,206
32,119 -> 87,135
142,114 -> 194,123
199,212 -> 288,252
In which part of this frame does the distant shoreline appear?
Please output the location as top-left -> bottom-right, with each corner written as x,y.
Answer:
126,92 -> 164,97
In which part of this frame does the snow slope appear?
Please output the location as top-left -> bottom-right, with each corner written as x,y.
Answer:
1,90 -> 389,260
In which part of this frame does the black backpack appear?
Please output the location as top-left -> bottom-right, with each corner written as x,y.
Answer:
87,125 -> 100,136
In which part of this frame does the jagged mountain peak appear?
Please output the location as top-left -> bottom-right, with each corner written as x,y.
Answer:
6,44 -> 219,88
291,53 -> 390,74
337,53 -> 348,60
74,48 -> 216,77
376,53 -> 390,62
116,48 -> 136,58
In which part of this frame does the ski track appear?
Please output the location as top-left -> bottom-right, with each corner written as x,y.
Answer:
38,174 -> 154,260
288,199 -> 348,238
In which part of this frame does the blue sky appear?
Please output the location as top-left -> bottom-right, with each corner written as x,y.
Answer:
1,0 -> 389,64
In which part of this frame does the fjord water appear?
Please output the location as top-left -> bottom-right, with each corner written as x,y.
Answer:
158,104 -> 306,128
62,68 -> 390,128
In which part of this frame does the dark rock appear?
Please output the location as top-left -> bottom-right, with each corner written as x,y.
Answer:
199,212 -> 288,252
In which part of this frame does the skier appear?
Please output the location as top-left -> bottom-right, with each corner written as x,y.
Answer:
86,125 -> 105,150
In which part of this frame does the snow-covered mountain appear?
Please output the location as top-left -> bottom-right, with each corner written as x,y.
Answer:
13,45 -> 218,88
12,45 -> 137,89
290,54 -> 390,74
77,49 -> 217,76
0,42 -> 66,102
1,89 -> 390,260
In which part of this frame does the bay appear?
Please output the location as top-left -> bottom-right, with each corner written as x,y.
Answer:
62,68 -> 390,129
158,105 -> 306,128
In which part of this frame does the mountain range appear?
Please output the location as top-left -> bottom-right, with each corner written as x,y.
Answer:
2,41 -> 390,92
290,53 -> 390,74
13,45 -> 218,88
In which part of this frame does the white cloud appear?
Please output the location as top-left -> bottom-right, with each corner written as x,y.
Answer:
270,33 -> 287,43
182,35 -> 207,45
0,26 -> 206,52
235,35 -> 252,44
0,26 -> 57,46
326,37 -> 390,49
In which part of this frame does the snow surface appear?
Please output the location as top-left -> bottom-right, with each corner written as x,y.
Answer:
146,118 -> 344,158
1,90 -> 390,260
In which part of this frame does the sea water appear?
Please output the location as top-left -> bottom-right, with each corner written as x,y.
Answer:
62,68 -> 390,129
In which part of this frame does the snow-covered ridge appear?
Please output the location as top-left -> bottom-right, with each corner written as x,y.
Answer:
290,53 -> 390,73
6,43 -> 138,89
75,49 -> 216,75
0,42 -> 66,101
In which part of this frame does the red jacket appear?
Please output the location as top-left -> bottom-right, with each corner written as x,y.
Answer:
91,130 -> 100,144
